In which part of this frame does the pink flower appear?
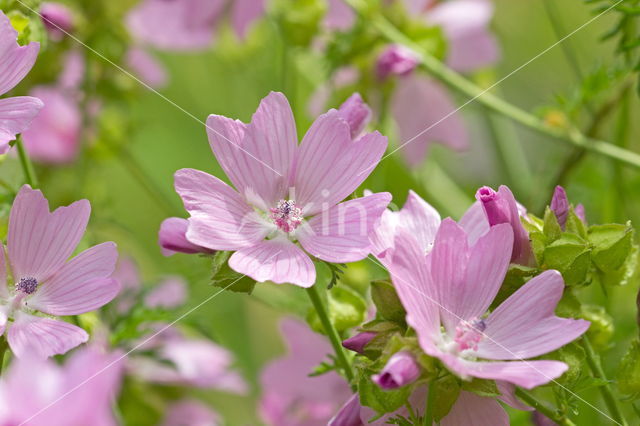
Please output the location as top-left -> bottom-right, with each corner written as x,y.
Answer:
0,185 -> 120,358
375,45 -> 420,80
127,0 -> 265,51
144,276 -> 187,309
175,92 -> 390,287
324,0 -> 356,31
0,11 -> 43,154
162,399 -> 220,426
40,2 -> 75,41
260,317 -> 352,426
159,217 -> 213,256
125,47 -> 168,88
387,219 -> 590,389
371,351 -> 420,389
0,346 -> 124,426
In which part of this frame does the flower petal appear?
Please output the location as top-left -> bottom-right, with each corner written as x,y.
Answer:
293,110 -> 387,215
229,238 -> 315,287
206,92 -> 296,207
8,312 -> 88,358
451,357 -> 568,389
158,217 -> 210,256
175,168 -> 271,251
0,244 -> 7,298
391,75 -> 468,168
28,242 -> 120,316
231,0 -> 265,39
477,270 -> 590,360
440,391 -> 509,426
0,96 -> 44,153
496,381 -> 533,411
8,185 -> 90,282
298,192 -> 391,263
0,12 -> 40,95
458,201 -> 489,245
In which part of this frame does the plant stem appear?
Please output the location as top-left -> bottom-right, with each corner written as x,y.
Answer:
515,388 -> 575,426
351,8 -> 640,170
424,379 -> 435,426
582,335 -> 628,426
14,137 -> 38,188
0,336 -> 8,375
305,285 -> 354,383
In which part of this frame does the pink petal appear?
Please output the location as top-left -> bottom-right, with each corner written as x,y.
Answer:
477,270 -> 590,360
27,242 -> 120,316
298,192 -> 391,263
162,400 -> 220,426
440,390 -> 508,426
158,217 -> 210,256
175,168 -> 271,251
125,47 -> 167,88
325,0 -> 356,30
206,92 -> 297,207
402,0 -> 434,15
0,12 -> 40,95
0,96 -> 44,154
144,277 -> 187,309
391,75 -> 468,167
8,312 -> 88,358
8,185 -> 90,282
497,381 -> 533,411
231,0 -> 265,39
229,238 -> 315,287
0,244 -> 7,298
458,201 -> 489,245
21,87 -> 81,164
293,111 -> 387,215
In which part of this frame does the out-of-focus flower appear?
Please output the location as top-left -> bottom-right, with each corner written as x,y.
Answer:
371,351 -> 420,389
174,92 -> 390,287
159,217 -> 213,256
376,44 -> 420,80
0,11 -> 43,154
125,47 -> 168,88
337,93 -> 371,138
40,2 -> 75,41
324,0 -> 356,31
0,346 -> 124,426
144,276 -> 187,309
260,317 -> 352,426
162,399 -> 220,426
342,331 -> 376,354
0,185 -> 120,358
22,50 -> 84,164
532,410 -> 558,426
387,219 -> 590,388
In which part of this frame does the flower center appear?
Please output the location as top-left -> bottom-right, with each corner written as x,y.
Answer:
16,277 -> 38,295
269,199 -> 303,233
454,317 -> 486,352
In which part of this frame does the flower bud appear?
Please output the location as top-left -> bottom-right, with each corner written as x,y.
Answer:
342,331 -> 376,354
375,44 -> 419,80
40,2 -> 74,41
158,217 -> 212,256
328,394 -> 363,426
550,185 -> 569,229
371,351 -> 420,390
338,93 -> 371,139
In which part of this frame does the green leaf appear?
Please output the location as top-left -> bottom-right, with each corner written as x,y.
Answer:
580,305 -> 614,350
308,285 -> 367,333
358,374 -> 412,414
210,251 -> 257,294
543,206 -> 563,242
617,339 -> 640,396
542,234 -> 591,286
565,207 -> 588,238
274,0 -> 326,47
371,280 -> 407,324
589,223 -> 634,273
433,375 -> 461,422
461,378 -> 500,398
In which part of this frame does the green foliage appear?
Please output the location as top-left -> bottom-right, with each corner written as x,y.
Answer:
308,285 -> 367,332
581,304 -> 614,349
545,341 -> 586,387
371,280 -> 407,324
617,339 -> 640,398
273,0 -> 326,47
432,375 -> 461,422
210,251 -> 257,294
461,378 -> 501,398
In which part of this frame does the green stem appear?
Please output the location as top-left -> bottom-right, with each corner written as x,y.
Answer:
0,336 -> 8,375
305,285 -> 354,383
348,7 -> 640,170
424,379 -> 435,426
14,137 -> 38,188
515,388 -> 576,426
582,335 -> 628,426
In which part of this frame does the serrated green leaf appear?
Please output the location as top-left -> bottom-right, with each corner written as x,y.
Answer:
371,280 -> 406,324
210,251 -> 257,294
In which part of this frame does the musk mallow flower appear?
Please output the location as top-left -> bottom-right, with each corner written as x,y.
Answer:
0,346 -> 123,426
176,92 -> 390,287
0,11 -> 44,154
387,219 -> 590,389
260,317 -> 352,426
376,44 -> 420,80
0,185 -> 120,358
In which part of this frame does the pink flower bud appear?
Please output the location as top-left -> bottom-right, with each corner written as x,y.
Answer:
329,394 -> 363,426
338,93 -> 372,139
40,2 -> 74,41
550,185 -> 569,229
371,351 -> 420,390
158,217 -> 212,256
342,331 -> 376,354
376,44 -> 419,80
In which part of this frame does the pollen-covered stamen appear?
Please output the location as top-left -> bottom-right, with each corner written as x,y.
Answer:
16,277 -> 38,295
454,318 -> 486,352
270,199 -> 304,233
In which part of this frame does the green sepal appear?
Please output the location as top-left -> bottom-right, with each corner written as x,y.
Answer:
490,264 -> 540,309
308,285 -> 367,333
210,251 -> 257,294
461,378 -> 500,398
541,234 -> 591,286
433,375 -> 461,422
357,372 -> 412,415
371,280 -> 407,325
589,223 -> 634,273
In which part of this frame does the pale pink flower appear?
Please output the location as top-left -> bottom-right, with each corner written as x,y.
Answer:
0,346 -> 124,426
0,11 -> 43,154
125,46 -> 168,88
0,185 -> 121,358
159,217 -> 213,256
324,0 -> 356,31
260,317 -> 352,426
387,218 -> 590,389
376,44 -> 420,80
162,399 -> 220,426
40,2 -> 74,41
144,276 -> 187,309
176,92 -> 390,287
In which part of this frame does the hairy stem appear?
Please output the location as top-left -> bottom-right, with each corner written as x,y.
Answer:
515,388 -> 576,426
582,335 -> 628,426
305,285 -> 354,383
14,137 -> 38,188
